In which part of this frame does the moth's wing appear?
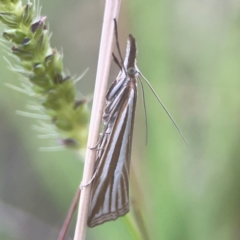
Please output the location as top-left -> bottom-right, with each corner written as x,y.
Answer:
88,81 -> 137,227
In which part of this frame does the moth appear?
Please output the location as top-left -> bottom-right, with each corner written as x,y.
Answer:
87,20 -> 187,228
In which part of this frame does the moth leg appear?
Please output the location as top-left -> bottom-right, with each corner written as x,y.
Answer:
80,167 -> 99,189
88,132 -> 105,150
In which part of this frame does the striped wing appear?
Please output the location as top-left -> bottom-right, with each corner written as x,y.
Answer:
87,80 -> 137,227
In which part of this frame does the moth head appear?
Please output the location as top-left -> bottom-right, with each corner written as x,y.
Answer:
127,67 -> 137,77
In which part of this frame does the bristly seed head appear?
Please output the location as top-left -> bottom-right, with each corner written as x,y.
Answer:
31,16 -> 47,33
0,0 -> 89,154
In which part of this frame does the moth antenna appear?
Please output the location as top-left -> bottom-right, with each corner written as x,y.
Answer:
113,19 -> 127,75
112,52 -> 122,70
139,72 -> 188,146
138,76 -> 148,145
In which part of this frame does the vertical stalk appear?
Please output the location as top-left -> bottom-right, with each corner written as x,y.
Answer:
73,0 -> 122,239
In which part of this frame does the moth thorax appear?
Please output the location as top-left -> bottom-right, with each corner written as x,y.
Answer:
127,67 -> 137,77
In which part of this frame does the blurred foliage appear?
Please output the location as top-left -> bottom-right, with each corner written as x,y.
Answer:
1,0 -> 240,240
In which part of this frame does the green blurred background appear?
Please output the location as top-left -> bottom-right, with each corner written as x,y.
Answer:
1,0 -> 240,239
